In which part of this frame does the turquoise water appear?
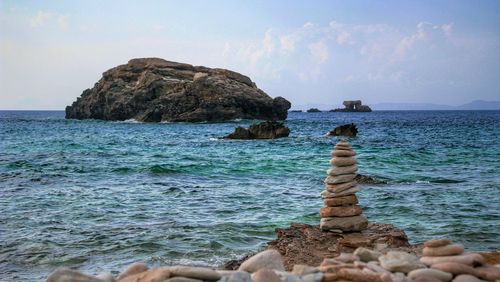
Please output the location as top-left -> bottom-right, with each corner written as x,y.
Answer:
1,110 -> 499,281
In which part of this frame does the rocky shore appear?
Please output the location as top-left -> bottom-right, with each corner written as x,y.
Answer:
46,232 -> 500,282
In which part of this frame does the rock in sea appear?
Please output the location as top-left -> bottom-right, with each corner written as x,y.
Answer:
65,58 -> 291,122
224,121 -> 290,139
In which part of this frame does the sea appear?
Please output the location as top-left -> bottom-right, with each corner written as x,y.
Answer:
1,110 -> 499,281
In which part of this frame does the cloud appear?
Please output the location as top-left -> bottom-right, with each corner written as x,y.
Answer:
30,11 -> 69,29
30,11 -> 52,28
441,23 -> 453,36
308,41 -> 329,63
394,22 -> 429,59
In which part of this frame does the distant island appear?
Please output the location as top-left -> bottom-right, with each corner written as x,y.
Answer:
331,100 -> 372,112
65,58 -> 291,122
307,108 -> 321,112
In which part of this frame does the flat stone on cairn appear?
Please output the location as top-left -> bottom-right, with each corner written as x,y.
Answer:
320,140 -> 368,232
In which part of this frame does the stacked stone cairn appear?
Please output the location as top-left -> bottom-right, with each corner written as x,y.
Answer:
320,140 -> 368,232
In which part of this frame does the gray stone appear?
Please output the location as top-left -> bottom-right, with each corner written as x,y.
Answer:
46,268 -> 107,282
168,266 -> 220,281
237,249 -> 285,273
300,272 -> 323,282
273,270 -> 302,282
327,165 -> 358,176
164,278 -> 202,282
324,174 -> 356,184
291,264 -> 319,275
251,269 -> 281,282
379,251 -> 426,273
216,271 -> 252,282
95,272 -> 115,282
354,247 -> 382,262
321,186 -> 360,198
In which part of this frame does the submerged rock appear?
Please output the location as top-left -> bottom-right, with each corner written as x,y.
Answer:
224,121 -> 290,139
65,58 -> 291,122
327,123 -> 358,137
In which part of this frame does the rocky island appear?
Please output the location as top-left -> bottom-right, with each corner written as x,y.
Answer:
65,58 -> 291,122
331,100 -> 372,112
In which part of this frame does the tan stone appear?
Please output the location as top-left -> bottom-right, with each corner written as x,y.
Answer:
325,181 -> 357,193
118,267 -> 171,282
408,268 -> 453,282
332,150 -> 356,157
321,186 -> 360,198
337,268 -> 384,282
168,266 -> 220,281
324,174 -> 357,185
327,165 -> 358,176
320,205 -> 362,217
330,157 -> 357,167
46,268 -> 106,282
452,274 -> 488,282
335,253 -> 360,263
475,265 -> 500,281
320,215 -> 368,232
424,239 -> 452,248
423,244 -> 464,257
420,254 -> 485,266
431,262 -> 477,276
379,251 -> 426,273
323,195 -> 358,206
117,262 -> 149,280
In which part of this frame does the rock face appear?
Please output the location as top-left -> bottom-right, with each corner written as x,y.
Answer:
65,58 -> 291,122
327,123 -> 358,137
224,121 -> 290,139
331,100 -> 372,112
265,222 -> 412,271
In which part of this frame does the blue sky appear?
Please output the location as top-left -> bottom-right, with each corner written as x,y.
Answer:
1,0 -> 499,109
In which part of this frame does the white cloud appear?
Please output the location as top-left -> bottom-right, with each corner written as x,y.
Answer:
30,11 -> 69,29
394,22 -> 429,59
30,11 -> 52,28
442,23 -> 453,36
336,31 -> 351,45
308,41 -> 329,63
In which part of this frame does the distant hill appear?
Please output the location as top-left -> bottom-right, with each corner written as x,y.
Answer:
455,100 -> 500,110
370,100 -> 500,111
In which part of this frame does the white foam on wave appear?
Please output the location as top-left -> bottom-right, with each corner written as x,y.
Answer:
416,180 -> 431,184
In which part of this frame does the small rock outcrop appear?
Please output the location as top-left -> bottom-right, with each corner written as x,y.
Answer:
224,121 -> 290,139
65,58 -> 291,122
327,123 -> 358,137
320,140 -> 368,232
331,100 -> 372,112
266,222 -> 412,271
307,108 -> 321,112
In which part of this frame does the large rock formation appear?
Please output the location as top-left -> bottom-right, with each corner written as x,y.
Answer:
65,58 -> 291,122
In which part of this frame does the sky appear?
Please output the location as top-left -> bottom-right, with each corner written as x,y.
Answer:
1,0 -> 499,110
